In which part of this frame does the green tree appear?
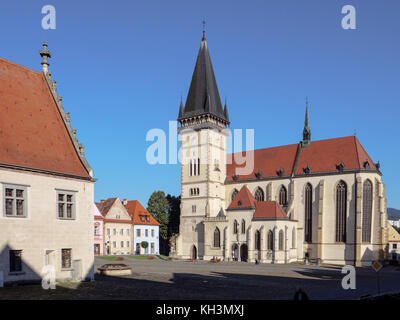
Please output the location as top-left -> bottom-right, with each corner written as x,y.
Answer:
166,194 -> 180,238
147,191 -> 169,239
141,241 -> 148,249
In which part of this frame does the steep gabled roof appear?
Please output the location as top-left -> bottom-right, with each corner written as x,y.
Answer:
388,224 -> 400,242
124,200 -> 160,226
227,136 -> 378,182
0,57 -> 92,179
96,198 -> 118,217
178,34 -> 228,123
227,185 -> 257,210
253,201 -> 288,220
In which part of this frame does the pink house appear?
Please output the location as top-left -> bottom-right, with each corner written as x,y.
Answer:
94,204 -> 104,256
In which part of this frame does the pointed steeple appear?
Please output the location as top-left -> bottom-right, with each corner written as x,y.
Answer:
302,97 -> 311,146
178,96 -> 184,119
178,30 -> 229,126
224,98 -> 229,122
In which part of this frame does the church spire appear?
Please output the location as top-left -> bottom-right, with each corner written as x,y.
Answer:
302,97 -> 311,146
178,29 -> 229,127
178,96 -> 184,119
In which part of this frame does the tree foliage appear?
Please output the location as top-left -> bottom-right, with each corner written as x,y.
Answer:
147,191 -> 169,239
141,241 -> 148,249
166,194 -> 180,238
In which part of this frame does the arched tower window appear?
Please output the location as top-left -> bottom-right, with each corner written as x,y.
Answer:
213,228 -> 220,248
279,185 -> 288,206
231,189 -> 239,201
336,180 -> 347,242
233,220 -> 238,234
255,230 -> 261,250
304,183 -> 312,243
197,158 -> 200,175
254,187 -> 264,202
241,220 -> 245,234
268,230 -> 274,250
278,230 -> 284,250
362,179 -> 373,243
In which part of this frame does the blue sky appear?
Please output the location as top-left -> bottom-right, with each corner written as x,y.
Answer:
1,0 -> 399,208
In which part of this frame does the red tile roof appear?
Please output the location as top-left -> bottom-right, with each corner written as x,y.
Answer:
124,200 -> 160,226
0,58 -> 91,178
227,185 -> 256,210
227,136 -> 377,182
253,201 -> 288,219
96,198 -> 118,217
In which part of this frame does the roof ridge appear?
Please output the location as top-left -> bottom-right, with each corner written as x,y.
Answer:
0,57 -> 41,74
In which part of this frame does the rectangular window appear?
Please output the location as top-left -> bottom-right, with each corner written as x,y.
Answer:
121,241 -> 124,248
113,241 -> 116,248
145,229 -> 148,237
57,191 -> 76,220
9,250 -> 22,272
192,205 -> 196,213
151,243 -> 154,254
4,185 -> 27,217
61,249 -> 71,269
127,229 -> 130,236
151,230 -> 154,237
137,229 -> 141,237
394,244 -> 398,249
107,228 -> 110,236
120,229 -> 123,236
127,241 -> 130,248
113,229 -> 116,236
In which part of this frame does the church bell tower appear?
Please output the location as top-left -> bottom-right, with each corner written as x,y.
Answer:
176,30 -> 230,259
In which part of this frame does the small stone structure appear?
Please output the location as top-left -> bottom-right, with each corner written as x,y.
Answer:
98,264 -> 132,276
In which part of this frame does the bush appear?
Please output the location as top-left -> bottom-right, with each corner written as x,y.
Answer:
141,241 -> 149,249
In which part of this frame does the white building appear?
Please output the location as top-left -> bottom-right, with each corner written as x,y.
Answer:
124,200 -> 160,255
0,44 -> 95,285
388,224 -> 400,262
388,219 -> 400,229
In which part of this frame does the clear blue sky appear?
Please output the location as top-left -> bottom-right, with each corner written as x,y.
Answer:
1,1 -> 399,208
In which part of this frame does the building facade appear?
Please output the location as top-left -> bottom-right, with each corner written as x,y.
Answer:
124,200 -> 160,255
172,33 -> 388,266
96,198 -> 133,256
388,224 -> 400,262
0,45 -> 95,285
94,204 -> 104,256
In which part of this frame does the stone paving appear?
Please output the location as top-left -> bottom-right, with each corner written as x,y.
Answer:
1,257 -> 399,300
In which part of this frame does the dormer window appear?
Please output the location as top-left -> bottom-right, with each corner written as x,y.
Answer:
146,216 -> 150,222
140,215 -> 145,222
363,160 -> 370,169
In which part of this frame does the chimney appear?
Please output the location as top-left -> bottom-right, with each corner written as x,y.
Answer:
123,198 -> 128,206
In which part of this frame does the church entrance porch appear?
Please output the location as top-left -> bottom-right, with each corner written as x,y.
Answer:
240,244 -> 248,262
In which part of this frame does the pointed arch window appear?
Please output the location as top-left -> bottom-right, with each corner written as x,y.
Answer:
254,187 -> 264,202
362,180 -> 373,243
197,158 -> 200,175
278,230 -> 284,251
255,230 -> 261,250
336,180 -> 347,242
231,189 -> 239,201
241,219 -> 246,234
213,228 -> 220,248
267,230 -> 274,250
233,220 -> 238,234
279,185 -> 288,206
304,183 -> 312,243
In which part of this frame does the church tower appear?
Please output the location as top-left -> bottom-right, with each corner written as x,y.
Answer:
176,31 -> 230,259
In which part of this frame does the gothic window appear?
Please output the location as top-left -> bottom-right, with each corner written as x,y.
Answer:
336,180 -> 347,242
213,228 -> 220,248
304,183 -> 312,243
198,158 -> 200,175
254,187 -> 264,202
241,220 -> 245,234
292,227 -> 296,248
278,230 -> 284,251
362,179 -> 373,243
279,185 -> 288,206
255,230 -> 261,250
267,230 -> 274,250
231,189 -> 239,201
193,159 -> 197,176
233,220 -> 238,234
190,159 -> 193,176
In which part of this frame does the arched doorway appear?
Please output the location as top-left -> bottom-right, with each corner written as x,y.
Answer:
191,245 -> 197,260
240,244 -> 248,262
232,244 -> 239,261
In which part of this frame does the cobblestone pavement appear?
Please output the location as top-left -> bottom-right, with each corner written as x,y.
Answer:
1,257 -> 399,300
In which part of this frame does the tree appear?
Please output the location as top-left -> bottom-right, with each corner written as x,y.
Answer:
147,191 -> 169,240
166,194 -> 181,238
141,241 -> 148,249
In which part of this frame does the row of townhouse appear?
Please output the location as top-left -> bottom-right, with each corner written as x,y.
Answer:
94,198 -> 160,256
